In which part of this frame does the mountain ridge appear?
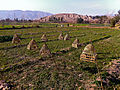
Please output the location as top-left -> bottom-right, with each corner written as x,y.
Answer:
0,10 -> 53,20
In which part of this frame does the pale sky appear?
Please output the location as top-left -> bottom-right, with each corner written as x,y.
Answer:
0,0 -> 120,15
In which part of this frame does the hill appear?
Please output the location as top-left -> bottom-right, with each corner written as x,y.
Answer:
0,10 -> 52,20
39,13 -> 100,23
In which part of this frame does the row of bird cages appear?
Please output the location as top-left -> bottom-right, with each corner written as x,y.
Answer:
12,33 -> 71,44
12,33 -> 98,61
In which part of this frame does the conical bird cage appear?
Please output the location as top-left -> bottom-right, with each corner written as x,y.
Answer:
64,34 -> 70,41
40,44 -> 51,57
72,38 -> 79,48
80,44 -> 97,62
27,39 -> 38,50
12,34 -> 21,44
41,34 -> 48,42
58,33 -> 64,40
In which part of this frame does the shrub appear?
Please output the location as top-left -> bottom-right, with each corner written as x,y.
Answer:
110,15 -> 120,27
0,35 -> 13,42
77,18 -> 84,23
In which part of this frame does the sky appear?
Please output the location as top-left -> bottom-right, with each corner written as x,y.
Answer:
0,0 -> 120,15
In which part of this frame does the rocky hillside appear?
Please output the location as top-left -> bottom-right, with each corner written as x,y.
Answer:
39,13 -> 100,23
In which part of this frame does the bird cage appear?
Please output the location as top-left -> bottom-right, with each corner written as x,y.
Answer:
12,34 -> 21,44
58,33 -> 64,40
80,44 -> 97,62
41,34 -> 48,42
40,43 -> 51,57
61,25 -> 64,27
27,39 -> 38,50
72,38 -> 79,48
64,34 -> 70,40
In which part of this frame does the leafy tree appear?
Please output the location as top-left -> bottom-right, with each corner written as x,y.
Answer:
110,10 -> 120,27
77,17 -> 84,23
110,18 -> 116,27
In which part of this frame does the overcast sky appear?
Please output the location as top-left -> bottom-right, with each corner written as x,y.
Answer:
0,0 -> 120,15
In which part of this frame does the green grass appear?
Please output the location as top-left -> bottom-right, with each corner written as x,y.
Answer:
73,23 -> 89,26
89,23 -> 110,27
0,23 -> 120,89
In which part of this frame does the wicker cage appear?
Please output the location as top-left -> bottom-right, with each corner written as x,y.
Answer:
80,53 -> 97,62
80,44 -> 97,62
72,38 -> 79,48
12,34 -> 21,44
41,34 -> 48,42
27,39 -> 38,50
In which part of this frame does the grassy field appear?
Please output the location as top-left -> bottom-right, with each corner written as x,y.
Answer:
0,23 -> 120,89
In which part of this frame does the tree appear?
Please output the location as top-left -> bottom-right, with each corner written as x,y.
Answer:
118,10 -> 120,15
77,18 -> 84,23
110,10 -> 120,27
110,15 -> 120,27
110,18 -> 117,27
